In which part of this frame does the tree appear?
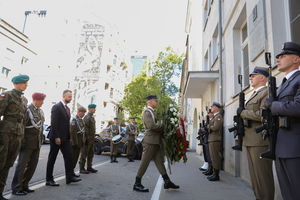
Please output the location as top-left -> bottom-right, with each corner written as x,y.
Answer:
146,47 -> 184,96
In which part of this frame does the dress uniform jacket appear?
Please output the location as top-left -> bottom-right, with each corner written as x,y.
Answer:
110,124 -> 121,156
70,115 -> 85,170
240,87 -> 274,200
142,108 -> 163,145
126,123 -> 137,141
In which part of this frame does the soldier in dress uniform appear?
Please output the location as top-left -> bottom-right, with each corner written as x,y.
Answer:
11,92 -> 46,195
126,117 -> 138,162
267,42 -> 300,199
80,104 -> 97,173
133,95 -> 179,192
70,107 -> 87,175
109,117 -> 121,163
0,75 -> 29,200
239,67 -> 274,200
207,102 -> 223,182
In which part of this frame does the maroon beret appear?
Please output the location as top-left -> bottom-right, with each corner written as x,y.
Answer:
32,92 -> 46,100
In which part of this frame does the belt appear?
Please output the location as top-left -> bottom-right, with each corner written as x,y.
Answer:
3,116 -> 23,123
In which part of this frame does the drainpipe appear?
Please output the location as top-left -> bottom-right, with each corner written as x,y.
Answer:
218,0 -> 223,105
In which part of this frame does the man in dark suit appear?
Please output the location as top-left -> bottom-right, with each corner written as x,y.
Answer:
46,90 -> 81,186
268,42 -> 300,199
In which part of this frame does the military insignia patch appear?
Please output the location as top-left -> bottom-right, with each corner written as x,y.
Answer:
0,94 -> 5,98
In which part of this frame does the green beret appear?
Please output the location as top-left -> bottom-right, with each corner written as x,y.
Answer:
88,104 -> 97,108
12,75 -> 29,83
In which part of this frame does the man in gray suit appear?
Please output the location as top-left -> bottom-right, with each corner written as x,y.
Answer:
268,42 -> 300,200
133,95 -> 179,192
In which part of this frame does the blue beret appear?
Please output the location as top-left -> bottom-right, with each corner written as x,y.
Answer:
11,75 -> 29,83
88,104 -> 97,108
145,95 -> 158,100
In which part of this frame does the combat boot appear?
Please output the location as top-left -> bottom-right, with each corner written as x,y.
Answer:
87,167 -> 98,173
207,169 -> 220,181
162,174 -> 180,189
133,177 -> 149,192
203,164 -> 213,176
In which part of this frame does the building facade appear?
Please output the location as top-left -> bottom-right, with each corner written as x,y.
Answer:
181,0 -> 299,199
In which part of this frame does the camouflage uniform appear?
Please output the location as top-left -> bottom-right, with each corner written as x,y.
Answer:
0,89 -> 28,194
11,103 -> 45,192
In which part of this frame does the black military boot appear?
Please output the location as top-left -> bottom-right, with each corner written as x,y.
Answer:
80,168 -> 90,174
203,164 -> 213,176
162,174 -> 180,189
110,156 -> 114,163
232,144 -> 242,151
113,156 -> 118,163
207,169 -> 220,181
133,177 -> 149,192
87,167 -> 98,173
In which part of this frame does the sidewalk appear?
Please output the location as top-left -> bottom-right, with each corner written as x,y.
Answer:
6,152 -> 255,200
159,151 -> 255,200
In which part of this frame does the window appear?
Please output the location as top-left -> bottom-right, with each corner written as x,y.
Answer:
289,0 -> 300,43
204,51 -> 209,70
107,65 -> 112,73
104,83 -> 109,90
113,55 -> 117,65
103,101 -> 107,108
1,67 -> 11,77
91,95 -> 96,104
241,23 -> 249,87
110,88 -> 114,98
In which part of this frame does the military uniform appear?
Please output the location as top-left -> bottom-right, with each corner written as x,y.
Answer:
126,122 -> 138,161
270,42 -> 300,200
136,106 -> 166,178
80,112 -> 96,170
110,124 -> 121,161
241,86 -> 274,200
0,89 -> 28,196
70,115 -> 85,171
207,112 -> 223,180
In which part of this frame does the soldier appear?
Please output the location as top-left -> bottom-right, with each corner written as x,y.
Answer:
0,75 -> 29,200
207,102 -> 223,181
80,104 -> 97,173
238,67 -> 274,200
133,95 -> 179,192
109,117 -> 121,163
71,107 -> 87,175
11,92 -> 46,195
126,117 -> 138,162
267,42 -> 300,199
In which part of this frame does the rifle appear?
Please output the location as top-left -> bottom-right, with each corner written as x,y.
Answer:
197,109 -> 210,145
229,75 -> 245,151
255,52 -> 278,160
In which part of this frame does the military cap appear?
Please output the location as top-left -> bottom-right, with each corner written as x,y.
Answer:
249,67 -> 269,77
32,92 -> 46,100
77,106 -> 87,112
211,102 -> 222,108
145,95 -> 158,100
11,74 -> 29,83
88,104 -> 97,108
276,42 -> 300,58
130,117 -> 136,120
114,117 -> 119,120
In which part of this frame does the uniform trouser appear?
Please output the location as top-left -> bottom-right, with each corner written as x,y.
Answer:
127,140 -> 135,158
0,134 -> 22,194
246,146 -> 274,200
80,140 -> 94,169
46,139 -> 73,181
203,143 -> 211,163
275,157 -> 300,200
72,145 -> 81,170
208,141 -> 221,170
11,146 -> 40,192
110,142 -> 118,157
136,143 -> 167,178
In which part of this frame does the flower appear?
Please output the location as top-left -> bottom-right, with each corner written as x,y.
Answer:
173,112 -> 177,116
174,118 -> 178,122
169,104 -> 174,107
170,108 -> 174,112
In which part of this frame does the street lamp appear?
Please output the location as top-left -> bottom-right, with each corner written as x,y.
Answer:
22,10 -> 47,33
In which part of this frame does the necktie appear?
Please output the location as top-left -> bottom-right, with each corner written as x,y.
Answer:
65,105 -> 70,116
281,77 -> 287,86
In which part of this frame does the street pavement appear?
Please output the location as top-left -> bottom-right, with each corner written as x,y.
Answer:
4,147 -> 255,200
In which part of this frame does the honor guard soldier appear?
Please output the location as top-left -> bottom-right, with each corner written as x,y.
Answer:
71,107 -> 87,175
239,67 -> 274,200
80,104 -> 97,173
0,75 -> 29,200
267,42 -> 300,199
207,102 -> 223,181
11,92 -> 46,195
133,95 -> 179,192
110,117 -> 121,163
126,117 -> 138,162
